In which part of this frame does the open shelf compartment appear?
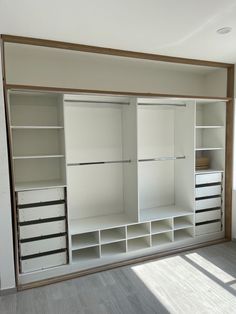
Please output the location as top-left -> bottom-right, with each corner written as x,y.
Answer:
174,227 -> 194,242
151,218 -> 173,234
72,246 -> 100,263
100,227 -> 126,244
71,231 -> 99,250
152,231 -> 173,246
174,215 -> 193,230
127,236 -> 151,252
101,240 -> 126,257
127,222 -> 150,239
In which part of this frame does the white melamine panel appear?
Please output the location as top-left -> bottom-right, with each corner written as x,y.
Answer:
17,188 -> 64,205
195,185 -> 221,198
195,128 -> 225,150
19,221 -> 66,239
139,161 -> 174,210
196,197 -> 221,211
195,221 -> 221,236
64,102 -> 123,163
14,158 -> 66,191
9,93 -> 63,127
127,236 -> 150,252
195,209 -> 221,223
19,204 -> 65,222
20,236 -> 66,256
196,172 -> 222,185
138,106 -> 174,159
67,164 -> 124,220
21,252 -> 67,273
12,129 -> 64,157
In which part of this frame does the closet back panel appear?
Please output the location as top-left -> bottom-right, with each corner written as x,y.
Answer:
139,161 -> 174,209
64,103 -> 123,163
12,129 -> 63,156
67,164 -> 124,220
138,107 -> 174,159
9,94 -> 62,126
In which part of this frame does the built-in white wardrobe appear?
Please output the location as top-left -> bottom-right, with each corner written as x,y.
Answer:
7,90 -> 226,285
1,35 -> 233,288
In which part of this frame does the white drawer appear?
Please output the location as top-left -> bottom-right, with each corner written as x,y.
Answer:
196,197 -> 221,211
19,204 -> 65,222
21,252 -> 67,273
195,209 -> 221,224
195,185 -> 221,198
196,173 -> 222,185
17,188 -> 64,205
20,236 -> 67,256
195,221 -> 221,236
20,220 -> 66,239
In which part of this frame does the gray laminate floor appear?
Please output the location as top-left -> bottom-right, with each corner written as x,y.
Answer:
1,242 -> 236,314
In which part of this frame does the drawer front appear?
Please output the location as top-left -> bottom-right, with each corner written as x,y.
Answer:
21,252 -> 67,273
196,173 -> 222,185
20,220 -> 66,239
196,197 -> 221,211
17,188 -> 64,205
195,209 -> 221,224
195,185 -> 221,198
20,236 -> 67,256
195,221 -> 221,236
19,204 -> 65,222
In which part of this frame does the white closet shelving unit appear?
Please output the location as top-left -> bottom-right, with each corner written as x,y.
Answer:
7,91 -> 227,282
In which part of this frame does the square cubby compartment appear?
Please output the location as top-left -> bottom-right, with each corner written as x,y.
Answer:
174,215 -> 193,230
72,246 -> 100,263
128,236 -> 151,252
71,231 -> 99,250
100,227 -> 126,245
174,227 -> 194,242
127,223 -> 150,239
151,219 -> 172,234
152,231 -> 173,246
101,241 -> 126,257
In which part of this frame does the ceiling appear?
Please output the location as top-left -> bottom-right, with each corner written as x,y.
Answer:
1,0 -> 236,63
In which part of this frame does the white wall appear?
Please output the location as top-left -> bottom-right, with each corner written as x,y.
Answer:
0,54 -> 16,290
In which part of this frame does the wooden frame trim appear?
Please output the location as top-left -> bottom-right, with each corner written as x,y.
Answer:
1,34 -> 232,69
5,84 -> 232,102
225,65 -> 235,240
17,238 -> 229,291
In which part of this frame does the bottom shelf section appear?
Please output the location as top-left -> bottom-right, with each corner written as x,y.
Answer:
72,246 -> 100,263
174,227 -> 194,242
101,241 -> 126,257
152,232 -> 173,246
128,236 -> 150,252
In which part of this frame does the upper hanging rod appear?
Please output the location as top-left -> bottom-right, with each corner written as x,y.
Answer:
139,156 -> 186,162
138,103 -> 186,107
64,99 -> 130,105
67,160 -> 131,166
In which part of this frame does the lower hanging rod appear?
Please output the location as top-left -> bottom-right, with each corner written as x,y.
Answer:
139,156 -> 186,162
67,160 -> 132,166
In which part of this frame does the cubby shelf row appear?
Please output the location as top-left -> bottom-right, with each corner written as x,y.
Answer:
72,227 -> 194,263
71,214 -> 194,251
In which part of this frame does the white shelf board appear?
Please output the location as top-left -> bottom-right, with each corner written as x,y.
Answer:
140,206 -> 193,222
100,228 -> 125,245
152,233 -> 172,246
15,180 -> 66,191
127,224 -> 150,239
195,126 -> 224,129
174,229 -> 193,242
72,247 -> 99,263
195,147 -> 224,151
70,213 -> 134,234
195,169 -> 224,175
128,237 -> 150,252
13,155 -> 64,160
11,126 -> 64,129
72,233 -> 99,250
